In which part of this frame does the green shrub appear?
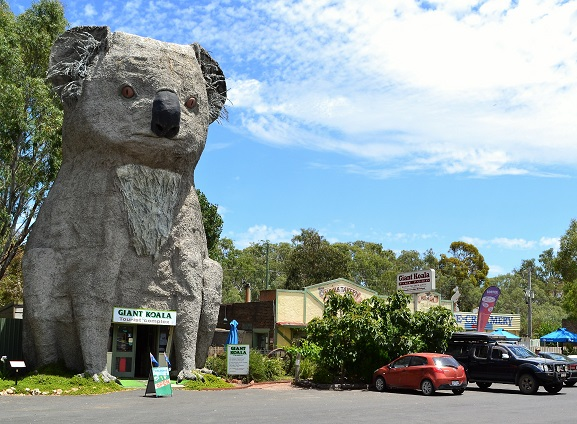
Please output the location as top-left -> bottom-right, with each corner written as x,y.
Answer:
181,373 -> 233,390
263,357 -> 285,380
312,365 -> 334,384
247,350 -> 266,382
205,351 -> 287,383
205,354 -> 227,376
297,357 -> 317,380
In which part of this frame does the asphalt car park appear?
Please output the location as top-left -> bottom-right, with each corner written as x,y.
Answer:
2,381 -> 577,424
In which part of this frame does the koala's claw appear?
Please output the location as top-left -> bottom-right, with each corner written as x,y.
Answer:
176,369 -> 209,383
79,370 -> 119,384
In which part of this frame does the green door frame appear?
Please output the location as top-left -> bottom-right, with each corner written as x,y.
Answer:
111,324 -> 138,378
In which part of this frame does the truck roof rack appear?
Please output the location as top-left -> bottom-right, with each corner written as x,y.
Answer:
450,331 -> 508,342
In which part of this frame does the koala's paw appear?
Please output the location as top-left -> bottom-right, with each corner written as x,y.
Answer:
176,369 -> 207,383
80,370 -> 119,384
199,367 -> 219,377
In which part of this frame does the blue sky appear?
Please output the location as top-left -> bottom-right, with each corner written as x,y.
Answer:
9,0 -> 577,276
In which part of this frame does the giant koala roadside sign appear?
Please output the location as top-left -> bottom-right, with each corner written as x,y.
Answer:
396,269 -> 436,294
23,26 -> 226,383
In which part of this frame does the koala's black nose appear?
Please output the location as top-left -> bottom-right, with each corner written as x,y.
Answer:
151,90 -> 181,138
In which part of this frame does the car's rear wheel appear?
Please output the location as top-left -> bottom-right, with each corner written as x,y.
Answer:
374,376 -> 387,392
564,381 -> 576,387
518,373 -> 539,395
476,382 -> 492,390
452,388 -> 465,395
420,379 -> 435,396
544,383 -> 563,394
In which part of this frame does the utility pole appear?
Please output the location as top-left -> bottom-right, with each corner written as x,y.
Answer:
525,267 -> 534,339
265,241 -> 270,290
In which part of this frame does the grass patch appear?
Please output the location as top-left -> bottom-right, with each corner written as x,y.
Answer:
181,373 -> 234,390
0,363 -> 125,396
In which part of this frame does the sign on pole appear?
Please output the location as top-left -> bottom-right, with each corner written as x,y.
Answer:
227,344 -> 250,375
396,269 -> 435,294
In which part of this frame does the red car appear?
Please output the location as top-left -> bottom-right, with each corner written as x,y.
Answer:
372,353 -> 467,395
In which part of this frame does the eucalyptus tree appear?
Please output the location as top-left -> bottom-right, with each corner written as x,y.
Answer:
333,241 -> 397,294
554,219 -> 577,318
395,249 -> 428,272
215,237 -> 252,303
555,219 -> 577,283
538,248 -> 563,298
438,241 -> 488,312
284,228 -> 351,290
196,189 -> 223,259
0,0 -> 67,280
0,246 -> 23,305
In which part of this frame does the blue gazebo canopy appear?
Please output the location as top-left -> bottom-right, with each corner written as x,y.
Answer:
490,328 -> 520,340
540,327 -> 577,343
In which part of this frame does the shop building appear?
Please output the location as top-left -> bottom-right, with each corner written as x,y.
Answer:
213,278 -> 380,351
454,311 -> 521,334
6,278 -> 521,377
107,307 -> 176,378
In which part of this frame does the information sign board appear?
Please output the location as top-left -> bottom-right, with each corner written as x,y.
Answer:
227,344 -> 250,375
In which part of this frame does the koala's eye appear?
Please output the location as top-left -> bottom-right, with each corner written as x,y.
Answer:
121,85 -> 136,99
184,96 -> 197,109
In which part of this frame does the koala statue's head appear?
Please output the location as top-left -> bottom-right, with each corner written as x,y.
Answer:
47,26 -> 226,170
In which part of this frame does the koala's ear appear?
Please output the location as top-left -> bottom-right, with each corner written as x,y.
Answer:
192,43 -> 227,124
47,26 -> 110,106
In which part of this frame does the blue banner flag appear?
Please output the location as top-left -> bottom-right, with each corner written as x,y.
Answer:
163,352 -> 171,369
150,353 -> 159,367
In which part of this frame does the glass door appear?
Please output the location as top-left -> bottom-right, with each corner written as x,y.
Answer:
112,324 -> 137,378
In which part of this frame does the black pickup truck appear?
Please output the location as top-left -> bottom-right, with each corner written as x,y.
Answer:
446,332 -> 568,394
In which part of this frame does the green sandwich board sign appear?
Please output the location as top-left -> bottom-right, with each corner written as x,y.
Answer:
152,367 -> 172,397
145,353 -> 172,397
145,366 -> 172,397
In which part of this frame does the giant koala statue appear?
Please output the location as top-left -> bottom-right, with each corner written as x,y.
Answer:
22,26 -> 226,382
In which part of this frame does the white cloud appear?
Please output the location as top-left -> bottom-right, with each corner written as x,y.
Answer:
83,4 -> 97,17
461,236 -> 539,250
490,237 -> 536,250
460,235 -> 564,252
231,225 -> 298,249
65,0 -> 577,178
539,236 -> 560,250
488,264 -> 506,277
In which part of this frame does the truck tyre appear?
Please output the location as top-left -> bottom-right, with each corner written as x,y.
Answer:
476,382 -> 492,390
544,383 -> 563,394
518,373 -> 539,394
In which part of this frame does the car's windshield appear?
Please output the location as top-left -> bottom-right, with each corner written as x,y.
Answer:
507,345 -> 537,358
544,353 -> 568,361
433,356 -> 460,368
